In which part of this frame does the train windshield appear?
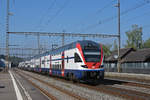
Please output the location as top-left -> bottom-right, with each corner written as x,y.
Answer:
81,41 -> 101,62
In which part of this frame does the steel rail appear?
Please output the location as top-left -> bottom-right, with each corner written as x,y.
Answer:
18,69 -> 150,100
16,71 -> 57,100
105,77 -> 150,89
17,70 -> 87,100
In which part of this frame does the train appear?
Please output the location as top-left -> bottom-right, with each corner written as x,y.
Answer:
0,59 -> 5,71
18,40 -> 104,82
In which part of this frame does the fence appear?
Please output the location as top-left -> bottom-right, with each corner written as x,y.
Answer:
104,62 -> 150,74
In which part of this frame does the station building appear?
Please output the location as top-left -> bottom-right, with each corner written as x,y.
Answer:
104,48 -> 150,74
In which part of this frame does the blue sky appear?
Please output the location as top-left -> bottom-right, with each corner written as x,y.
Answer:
0,0 -> 150,54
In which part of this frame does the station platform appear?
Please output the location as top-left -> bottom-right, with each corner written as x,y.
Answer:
0,70 -> 49,100
105,72 -> 150,81
0,71 -> 17,100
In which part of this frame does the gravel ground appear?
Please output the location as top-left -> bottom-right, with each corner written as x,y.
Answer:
111,84 -> 150,95
21,70 -> 124,100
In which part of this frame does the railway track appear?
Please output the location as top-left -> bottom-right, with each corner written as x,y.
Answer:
123,82 -> 150,89
47,73 -> 150,100
17,72 -> 57,100
16,69 -> 150,100
15,70 -> 87,100
105,76 -> 150,84
78,82 -> 150,100
104,77 -> 150,89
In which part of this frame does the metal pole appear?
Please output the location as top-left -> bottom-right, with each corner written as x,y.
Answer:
6,0 -> 10,71
117,0 -> 121,72
62,33 -> 64,46
37,33 -> 40,54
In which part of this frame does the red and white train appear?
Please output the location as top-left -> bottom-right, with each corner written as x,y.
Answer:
19,40 -> 104,82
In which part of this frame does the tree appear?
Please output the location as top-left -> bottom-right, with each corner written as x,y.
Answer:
102,44 -> 112,57
113,39 -> 118,51
143,38 -> 150,48
125,24 -> 143,49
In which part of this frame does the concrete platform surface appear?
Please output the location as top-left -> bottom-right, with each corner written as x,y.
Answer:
105,72 -> 150,81
0,70 -> 49,100
0,72 -> 17,100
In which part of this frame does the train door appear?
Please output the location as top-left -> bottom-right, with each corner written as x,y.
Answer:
61,52 -> 65,76
39,57 -> 42,72
49,55 -> 52,75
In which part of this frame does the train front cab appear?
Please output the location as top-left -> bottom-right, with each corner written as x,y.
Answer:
71,41 -> 104,82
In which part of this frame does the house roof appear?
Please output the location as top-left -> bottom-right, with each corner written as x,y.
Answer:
105,48 -> 134,62
105,48 -> 150,62
123,48 -> 150,62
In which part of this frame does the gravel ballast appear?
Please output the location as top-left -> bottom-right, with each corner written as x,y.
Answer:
21,70 -> 124,100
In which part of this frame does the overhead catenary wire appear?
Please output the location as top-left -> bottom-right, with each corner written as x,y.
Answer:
45,0 -> 70,26
35,0 -> 56,31
8,32 -> 118,38
32,0 -> 57,54
80,0 -> 150,32
5,0 -> 150,59
120,0 -> 150,15
40,0 -> 70,31
75,0 -> 116,32
121,10 -> 150,30
96,0 -> 116,14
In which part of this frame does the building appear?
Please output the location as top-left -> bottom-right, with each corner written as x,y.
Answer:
104,48 -> 150,74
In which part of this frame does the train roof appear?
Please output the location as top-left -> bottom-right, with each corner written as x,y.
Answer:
25,40 -> 100,60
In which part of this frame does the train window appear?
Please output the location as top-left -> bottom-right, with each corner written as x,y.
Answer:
83,43 -> 99,50
74,53 -> 82,63
57,64 -> 59,69
59,64 -> 61,69
53,64 -> 55,69
42,60 -> 45,64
